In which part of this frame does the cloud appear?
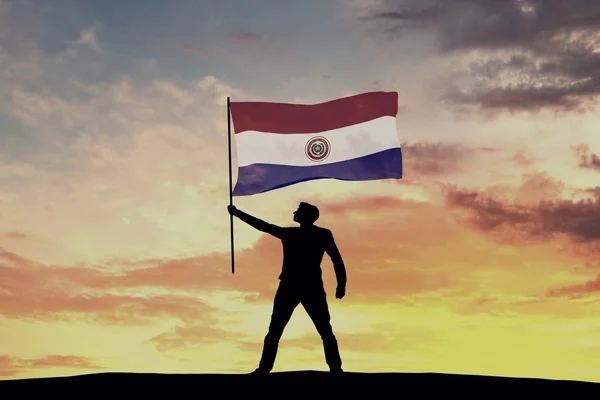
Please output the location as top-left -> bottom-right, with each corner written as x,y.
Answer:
446,186 -> 534,231
514,172 -> 565,204
0,5 -> 255,262
572,144 -> 600,171
548,274 -> 600,297
401,141 -> 498,179
361,0 -> 600,113
102,246 -> 457,303
3,178 -> 596,349
444,174 -> 600,245
229,31 -> 263,43
66,27 -> 102,55
361,2 -> 441,36
0,354 -> 101,377
75,240 -> 282,296
0,192 -> 472,317
511,151 -> 537,168
178,42 -> 210,55
77,190 -> 592,306
319,195 -> 407,214
4,232 -> 28,239
148,324 -> 248,353
0,247 -> 218,324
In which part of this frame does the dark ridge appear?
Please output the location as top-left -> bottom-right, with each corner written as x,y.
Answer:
0,371 -> 598,396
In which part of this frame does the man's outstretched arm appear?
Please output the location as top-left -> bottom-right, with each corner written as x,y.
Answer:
228,205 -> 284,238
325,230 -> 347,299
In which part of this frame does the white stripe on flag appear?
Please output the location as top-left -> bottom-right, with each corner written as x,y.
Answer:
235,116 -> 399,167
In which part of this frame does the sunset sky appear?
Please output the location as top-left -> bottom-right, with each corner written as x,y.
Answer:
2,0 -> 600,382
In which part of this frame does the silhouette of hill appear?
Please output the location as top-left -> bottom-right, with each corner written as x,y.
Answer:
1,371 -> 598,396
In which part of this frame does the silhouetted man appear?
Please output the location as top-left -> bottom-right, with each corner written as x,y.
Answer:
227,202 -> 346,375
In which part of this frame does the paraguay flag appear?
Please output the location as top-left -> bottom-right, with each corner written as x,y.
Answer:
229,91 -> 403,196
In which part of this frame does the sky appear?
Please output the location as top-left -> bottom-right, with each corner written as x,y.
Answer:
1,0 -> 600,382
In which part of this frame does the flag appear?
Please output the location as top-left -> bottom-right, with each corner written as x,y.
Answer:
229,91 -> 402,196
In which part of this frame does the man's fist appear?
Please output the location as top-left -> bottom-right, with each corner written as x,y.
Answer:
335,286 -> 345,299
227,205 -> 238,215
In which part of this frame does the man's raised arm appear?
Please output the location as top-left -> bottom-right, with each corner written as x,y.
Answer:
228,205 -> 283,238
324,230 -> 347,298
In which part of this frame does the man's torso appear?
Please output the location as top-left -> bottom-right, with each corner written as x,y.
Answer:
277,225 -> 330,284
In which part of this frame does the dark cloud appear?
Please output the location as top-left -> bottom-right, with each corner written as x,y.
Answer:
572,144 -> 600,171
401,141 -> 497,177
363,0 -> 600,112
366,6 -> 441,23
547,274 -> 600,297
361,2 -> 442,38
587,187 -> 600,198
444,181 -> 600,243
445,185 -> 535,230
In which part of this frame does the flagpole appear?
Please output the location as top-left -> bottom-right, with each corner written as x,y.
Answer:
227,96 -> 235,275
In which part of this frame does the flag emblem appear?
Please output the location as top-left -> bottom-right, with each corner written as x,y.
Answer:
305,136 -> 330,162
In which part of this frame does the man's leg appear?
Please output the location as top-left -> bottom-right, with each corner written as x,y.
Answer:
301,287 -> 342,371
257,283 -> 299,372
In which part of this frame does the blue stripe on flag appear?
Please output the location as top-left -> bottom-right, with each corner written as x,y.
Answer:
232,147 -> 403,196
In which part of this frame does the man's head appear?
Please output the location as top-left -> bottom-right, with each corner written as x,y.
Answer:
293,202 -> 319,225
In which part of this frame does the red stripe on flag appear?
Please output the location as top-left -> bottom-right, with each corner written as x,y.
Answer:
229,91 -> 398,134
